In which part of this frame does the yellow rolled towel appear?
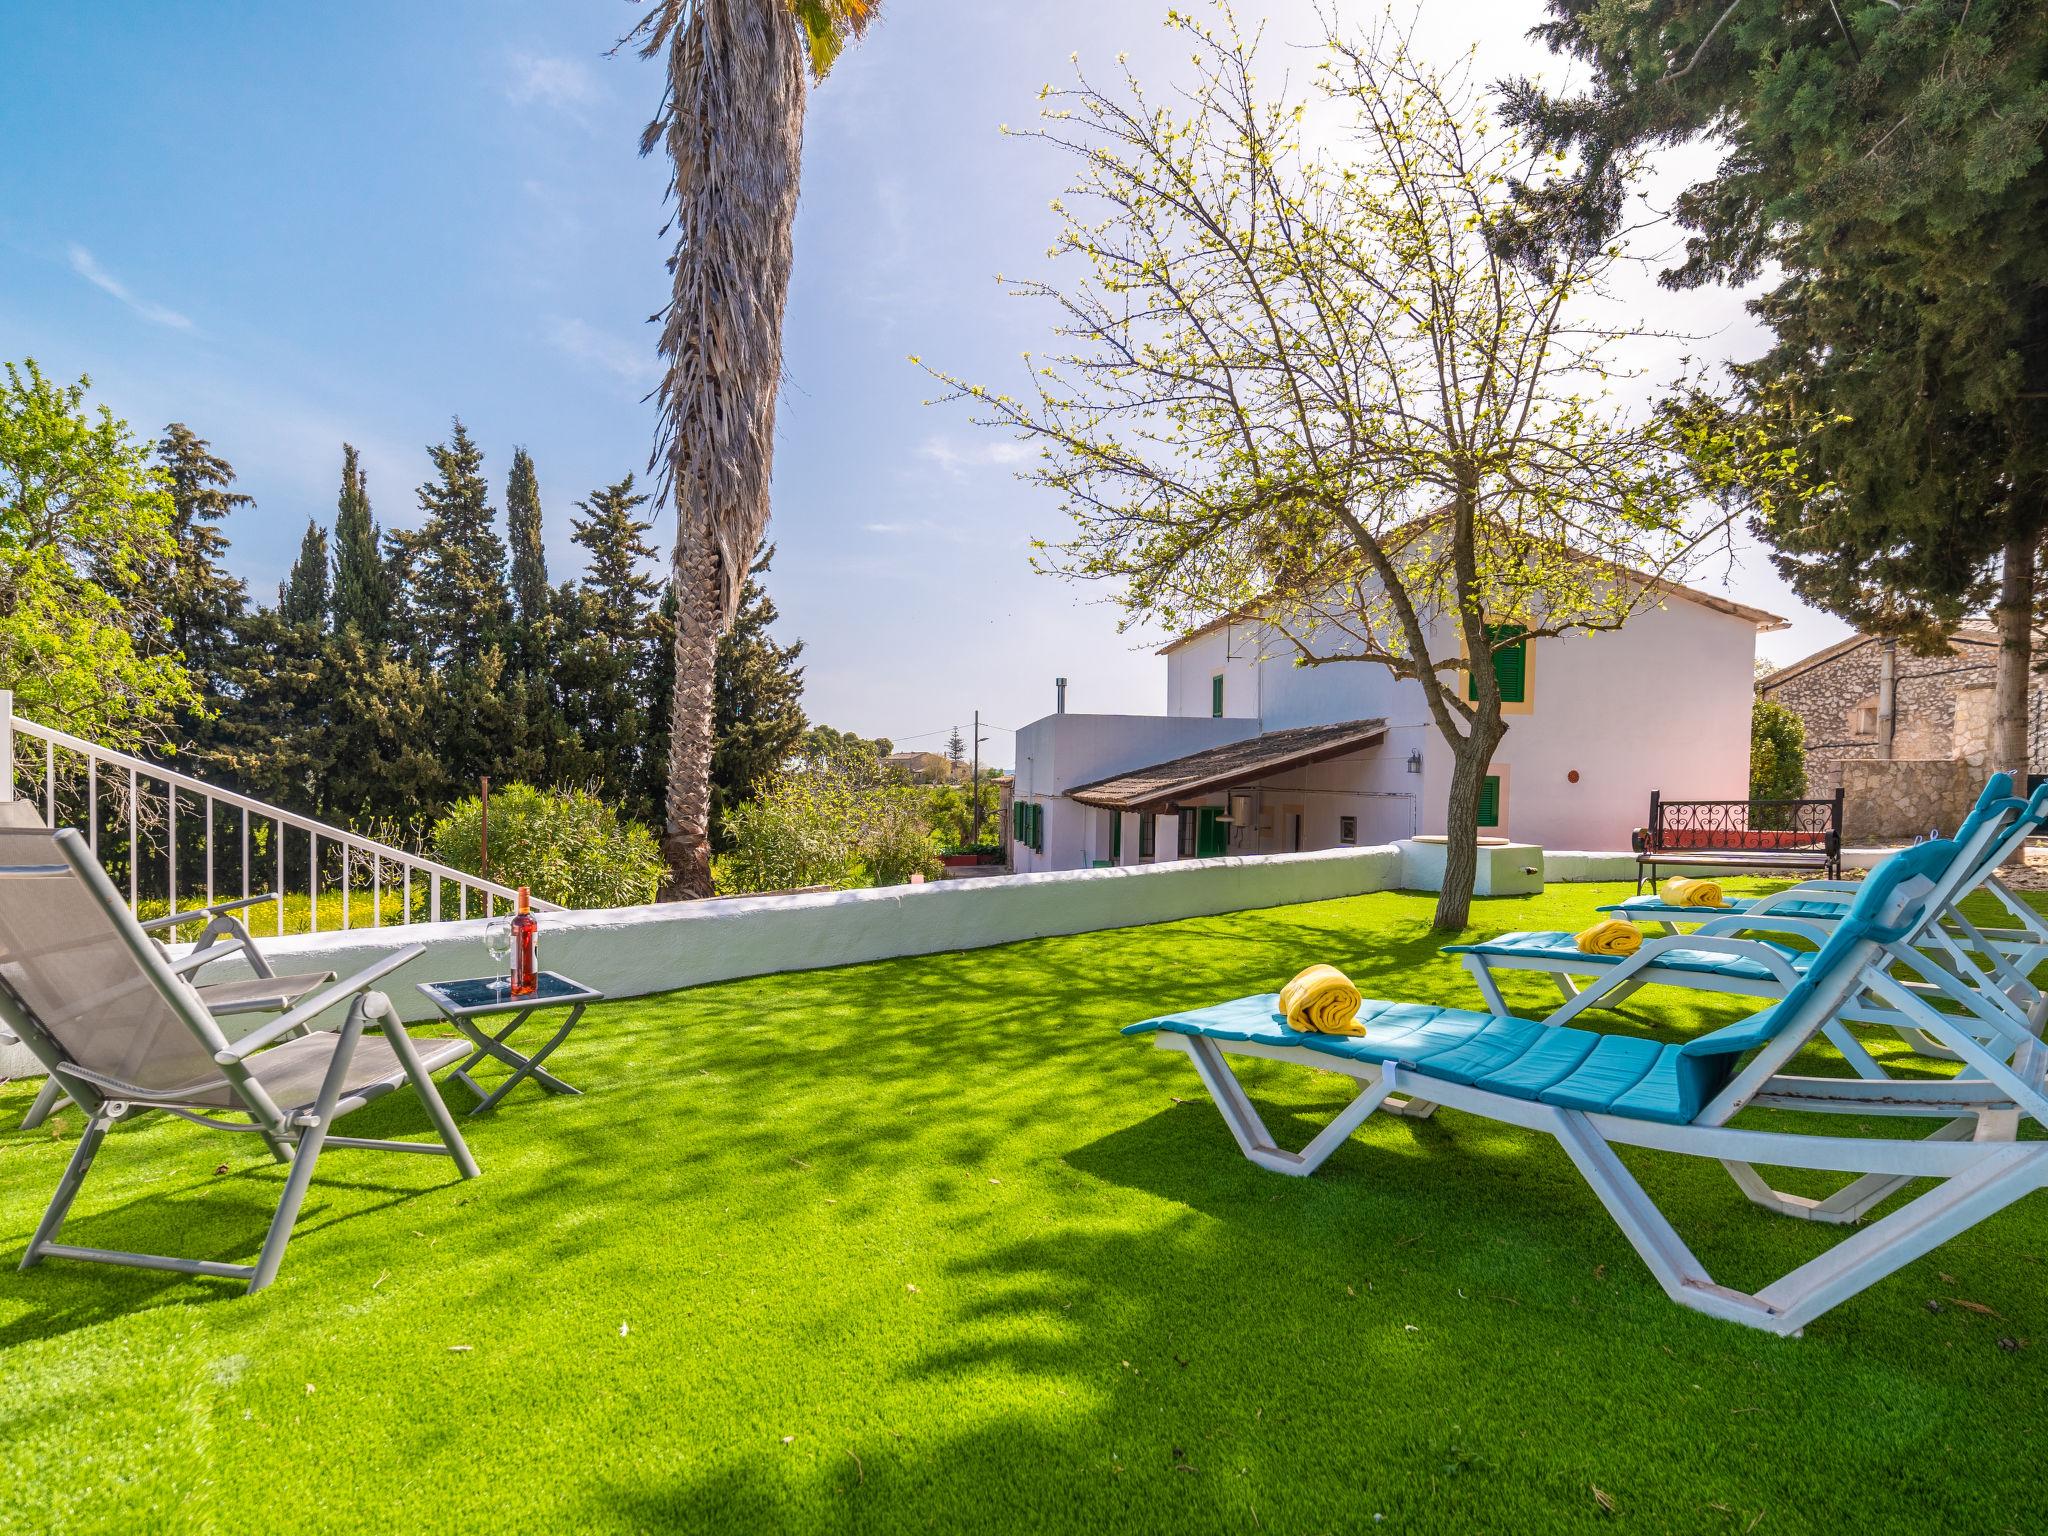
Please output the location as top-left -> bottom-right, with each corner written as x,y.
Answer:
1661,875 -> 1726,909
1575,918 -> 1642,958
1278,964 -> 1367,1036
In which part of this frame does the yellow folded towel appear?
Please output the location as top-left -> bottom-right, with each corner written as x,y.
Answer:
1661,875 -> 1726,909
1575,918 -> 1642,957
1278,964 -> 1367,1036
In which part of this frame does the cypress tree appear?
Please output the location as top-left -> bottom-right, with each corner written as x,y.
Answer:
153,424 -> 250,674
709,545 -> 807,846
413,419 -> 510,669
331,443 -> 391,641
507,447 -> 550,640
560,476 -> 663,806
279,520 -> 330,629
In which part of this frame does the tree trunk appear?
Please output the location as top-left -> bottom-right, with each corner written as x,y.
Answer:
1433,729 -> 1501,931
1992,531 -> 2034,779
661,515 -> 722,900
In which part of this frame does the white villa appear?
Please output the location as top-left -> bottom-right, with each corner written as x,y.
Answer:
1009,578 -> 1786,873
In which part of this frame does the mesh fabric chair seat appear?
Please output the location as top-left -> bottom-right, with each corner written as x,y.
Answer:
1,824 -> 480,1294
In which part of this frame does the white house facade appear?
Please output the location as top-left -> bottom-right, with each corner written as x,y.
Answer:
1009,580 -> 1784,873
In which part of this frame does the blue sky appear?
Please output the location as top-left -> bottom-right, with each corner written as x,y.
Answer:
0,1 -> 1851,769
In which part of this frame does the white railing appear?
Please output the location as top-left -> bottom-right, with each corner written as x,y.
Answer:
0,691 -> 562,934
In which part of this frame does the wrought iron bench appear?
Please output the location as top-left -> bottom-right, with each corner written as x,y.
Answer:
1632,788 -> 1845,892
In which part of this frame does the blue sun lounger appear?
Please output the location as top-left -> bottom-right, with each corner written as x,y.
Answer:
1443,780 -> 2048,1074
1127,840 -> 2048,1335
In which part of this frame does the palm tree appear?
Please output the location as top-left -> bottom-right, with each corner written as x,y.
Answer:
622,0 -> 878,898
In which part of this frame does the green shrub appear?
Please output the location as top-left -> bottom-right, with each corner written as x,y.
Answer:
1751,697 -> 1808,806
713,769 -> 945,896
431,783 -> 665,909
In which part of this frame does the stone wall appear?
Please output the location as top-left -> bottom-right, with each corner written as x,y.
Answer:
1836,758 -> 1981,843
1759,634 -> 2048,776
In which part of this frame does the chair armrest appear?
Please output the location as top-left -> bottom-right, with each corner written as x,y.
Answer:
142,892 -> 283,934
1687,914 -> 1837,945
214,944 -> 427,1063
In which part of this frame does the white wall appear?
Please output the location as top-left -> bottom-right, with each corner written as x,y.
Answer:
147,845 -> 1411,1028
1162,595 -> 1761,852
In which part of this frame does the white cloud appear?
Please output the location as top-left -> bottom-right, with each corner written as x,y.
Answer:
915,435 -> 1032,478
548,317 -> 660,387
505,52 -> 599,116
66,245 -> 193,330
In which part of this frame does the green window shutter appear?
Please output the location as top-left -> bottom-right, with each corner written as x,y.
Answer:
1197,807 -> 1228,857
1031,803 -> 1044,852
1477,775 -> 1501,829
1211,674 -> 1224,718
1110,814 -> 1122,860
1139,814 -> 1155,858
1468,624 -> 1528,704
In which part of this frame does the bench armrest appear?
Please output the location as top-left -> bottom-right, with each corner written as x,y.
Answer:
213,945 -> 426,1063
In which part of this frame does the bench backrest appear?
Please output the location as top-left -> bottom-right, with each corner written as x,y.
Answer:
1644,788 -> 1845,855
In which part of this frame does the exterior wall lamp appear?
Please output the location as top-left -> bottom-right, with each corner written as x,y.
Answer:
1406,750 -> 1423,775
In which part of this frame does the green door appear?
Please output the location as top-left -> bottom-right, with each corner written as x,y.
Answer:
1196,807 -> 1229,857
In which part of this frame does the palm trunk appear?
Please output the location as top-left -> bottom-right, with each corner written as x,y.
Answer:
1992,531 -> 2034,779
661,513 -> 722,899
648,0 -> 808,899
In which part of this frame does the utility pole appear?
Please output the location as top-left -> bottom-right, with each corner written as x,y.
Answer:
971,710 -> 988,842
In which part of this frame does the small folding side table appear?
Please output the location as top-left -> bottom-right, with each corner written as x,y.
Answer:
415,972 -> 602,1115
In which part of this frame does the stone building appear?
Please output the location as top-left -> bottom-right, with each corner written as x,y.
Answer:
1757,628 -> 2048,841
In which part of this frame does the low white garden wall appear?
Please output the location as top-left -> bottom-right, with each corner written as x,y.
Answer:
137,843 -> 1407,1027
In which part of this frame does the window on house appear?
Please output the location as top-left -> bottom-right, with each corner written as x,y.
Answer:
1211,673 -> 1225,717
1178,809 -> 1198,857
1468,624 -> 1528,706
1339,815 -> 1358,846
1030,802 -> 1044,852
1109,812 -> 1122,862
1849,698 -> 1880,738
1139,814 -> 1156,858
1477,775 -> 1502,828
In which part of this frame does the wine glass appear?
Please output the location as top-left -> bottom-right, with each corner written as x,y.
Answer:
483,918 -> 513,987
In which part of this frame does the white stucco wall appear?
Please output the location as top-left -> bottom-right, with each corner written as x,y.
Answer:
1158,594 -> 1762,854
139,845 -> 1409,1030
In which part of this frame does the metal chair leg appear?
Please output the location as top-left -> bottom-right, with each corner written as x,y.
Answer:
20,1107 -> 114,1269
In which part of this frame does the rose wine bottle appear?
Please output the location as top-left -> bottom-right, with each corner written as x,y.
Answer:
510,886 -> 539,997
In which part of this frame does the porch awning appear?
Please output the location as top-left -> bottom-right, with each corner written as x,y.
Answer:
1066,719 -> 1388,813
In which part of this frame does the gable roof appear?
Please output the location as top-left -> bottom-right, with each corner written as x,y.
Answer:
1758,626 -> 2006,692
1157,564 -> 1789,656
1065,719 -> 1388,812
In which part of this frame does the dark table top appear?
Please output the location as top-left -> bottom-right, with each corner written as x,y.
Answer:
416,971 -> 603,1017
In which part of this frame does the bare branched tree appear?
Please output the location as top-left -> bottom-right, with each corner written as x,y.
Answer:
927,5 -> 1743,927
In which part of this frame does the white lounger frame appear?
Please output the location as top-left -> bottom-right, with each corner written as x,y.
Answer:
1148,859 -> 2048,1335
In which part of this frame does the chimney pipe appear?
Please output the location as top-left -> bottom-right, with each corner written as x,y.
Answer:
1056,677 -> 1068,715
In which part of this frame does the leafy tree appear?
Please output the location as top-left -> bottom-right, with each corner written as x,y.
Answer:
800,724 -> 892,768
330,443 -> 390,641
506,446 -> 551,670
278,519 -> 331,629
711,545 -> 807,846
432,782 -> 666,908
620,0 -> 879,899
932,12 -> 1733,928
560,474 -> 663,806
1509,0 -> 2048,777
0,360 -> 195,747
713,769 -> 864,894
153,424 -> 249,679
1751,697 -> 1808,805
413,419 -> 510,669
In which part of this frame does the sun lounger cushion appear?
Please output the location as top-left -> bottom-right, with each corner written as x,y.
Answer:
1124,997 -> 1741,1124
1441,929 -> 1814,983
1598,894 -> 1848,922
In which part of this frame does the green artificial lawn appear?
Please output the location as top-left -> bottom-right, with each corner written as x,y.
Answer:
2,880 -> 2042,1534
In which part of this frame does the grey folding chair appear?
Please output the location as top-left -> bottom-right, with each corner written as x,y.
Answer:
0,825 -> 479,1294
